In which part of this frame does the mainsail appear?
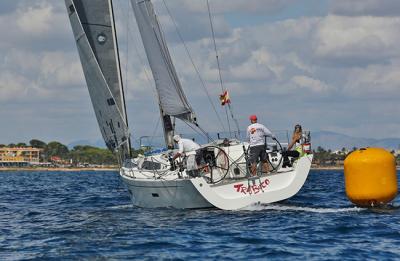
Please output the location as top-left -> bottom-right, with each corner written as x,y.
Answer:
131,0 -> 196,147
65,0 -> 131,159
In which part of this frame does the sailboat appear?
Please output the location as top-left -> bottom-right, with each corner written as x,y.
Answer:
65,0 -> 313,210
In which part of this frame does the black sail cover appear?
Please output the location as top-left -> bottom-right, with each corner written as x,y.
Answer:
65,0 -> 131,159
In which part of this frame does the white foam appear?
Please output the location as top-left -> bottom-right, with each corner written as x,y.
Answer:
241,204 -> 365,213
108,204 -> 133,210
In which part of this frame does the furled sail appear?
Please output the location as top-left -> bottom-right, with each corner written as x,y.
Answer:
65,0 -> 131,159
131,0 -> 196,123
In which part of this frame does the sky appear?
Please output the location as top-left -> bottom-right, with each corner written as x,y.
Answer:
1,0 -> 400,146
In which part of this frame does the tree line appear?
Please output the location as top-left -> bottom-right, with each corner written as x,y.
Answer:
0,139 -> 136,165
312,146 -> 400,166
1,141 -> 398,166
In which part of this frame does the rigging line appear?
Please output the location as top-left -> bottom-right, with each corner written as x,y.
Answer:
161,0 -> 226,132
149,116 -> 161,147
119,0 -> 163,143
120,1 -> 134,153
124,0 -> 130,96
227,103 -> 241,138
119,1 -> 162,107
206,0 -> 231,137
196,124 -> 214,143
182,120 -> 211,142
119,1 -> 155,95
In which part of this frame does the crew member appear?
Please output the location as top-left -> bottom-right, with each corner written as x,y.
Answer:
246,115 -> 275,176
282,124 -> 304,168
172,135 -> 201,173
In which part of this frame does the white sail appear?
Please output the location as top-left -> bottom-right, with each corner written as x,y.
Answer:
66,0 -> 131,158
131,0 -> 195,123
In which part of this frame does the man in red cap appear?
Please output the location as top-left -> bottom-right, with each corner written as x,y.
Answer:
247,114 -> 275,175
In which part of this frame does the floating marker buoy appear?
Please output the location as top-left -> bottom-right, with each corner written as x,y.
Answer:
344,147 -> 398,207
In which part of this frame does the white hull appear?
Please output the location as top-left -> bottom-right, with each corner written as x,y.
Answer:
190,155 -> 312,210
120,174 -> 213,209
119,142 -> 313,210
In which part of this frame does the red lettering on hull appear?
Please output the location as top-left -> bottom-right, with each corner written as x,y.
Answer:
233,179 -> 270,195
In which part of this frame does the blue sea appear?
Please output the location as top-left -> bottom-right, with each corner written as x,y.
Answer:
1,170 -> 399,260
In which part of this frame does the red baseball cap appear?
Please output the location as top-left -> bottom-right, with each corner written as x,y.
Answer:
249,115 -> 257,121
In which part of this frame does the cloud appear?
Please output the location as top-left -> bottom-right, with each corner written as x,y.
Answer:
145,0 -> 296,43
0,48 -> 85,102
167,0 -> 295,14
1,0 -> 400,143
149,0 -> 232,43
0,1 -> 72,52
228,47 -> 283,81
283,53 -> 315,74
330,0 -> 400,17
16,2 -> 53,34
291,75 -> 330,93
0,71 -> 34,101
313,15 -> 400,66
343,63 -> 400,98
39,51 -> 84,88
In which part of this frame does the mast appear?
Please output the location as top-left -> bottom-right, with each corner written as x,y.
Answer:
131,0 -> 197,148
161,113 -> 174,149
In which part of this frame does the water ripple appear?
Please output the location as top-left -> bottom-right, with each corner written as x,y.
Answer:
0,170 -> 399,260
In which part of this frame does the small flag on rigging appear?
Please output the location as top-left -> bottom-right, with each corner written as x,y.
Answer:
219,90 -> 231,106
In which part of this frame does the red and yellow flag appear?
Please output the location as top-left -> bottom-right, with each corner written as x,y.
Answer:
219,90 -> 231,106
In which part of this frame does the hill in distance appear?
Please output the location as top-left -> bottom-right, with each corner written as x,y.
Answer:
68,139 -> 106,149
311,131 -> 400,151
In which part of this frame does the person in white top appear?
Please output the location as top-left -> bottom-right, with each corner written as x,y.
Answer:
172,135 -> 201,172
246,115 -> 275,175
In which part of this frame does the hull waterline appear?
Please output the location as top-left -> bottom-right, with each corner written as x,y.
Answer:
120,154 -> 313,210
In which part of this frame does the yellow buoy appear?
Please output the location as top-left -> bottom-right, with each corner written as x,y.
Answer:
344,147 -> 398,207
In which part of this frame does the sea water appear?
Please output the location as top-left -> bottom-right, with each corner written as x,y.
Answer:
0,170 -> 399,260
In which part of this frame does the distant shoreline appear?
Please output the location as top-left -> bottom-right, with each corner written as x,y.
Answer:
311,166 -> 344,170
311,166 -> 400,170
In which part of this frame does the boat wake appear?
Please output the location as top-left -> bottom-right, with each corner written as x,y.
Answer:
241,204 -> 365,213
108,204 -> 133,210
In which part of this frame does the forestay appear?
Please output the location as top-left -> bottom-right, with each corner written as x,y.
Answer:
65,0 -> 131,159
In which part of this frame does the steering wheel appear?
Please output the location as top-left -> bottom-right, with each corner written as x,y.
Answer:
202,146 -> 230,184
267,138 -> 283,172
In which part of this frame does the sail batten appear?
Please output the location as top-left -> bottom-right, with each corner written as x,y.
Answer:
66,0 -> 131,159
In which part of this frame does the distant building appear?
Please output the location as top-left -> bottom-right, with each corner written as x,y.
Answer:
50,156 -> 62,162
50,156 -> 71,167
0,147 -> 42,167
333,149 -> 349,155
